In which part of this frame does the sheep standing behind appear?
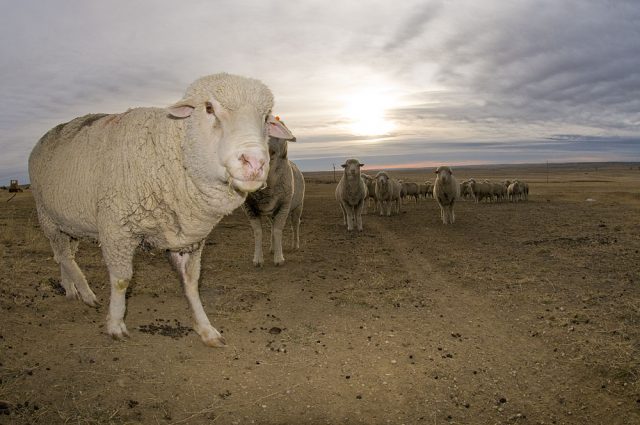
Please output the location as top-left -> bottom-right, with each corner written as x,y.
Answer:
335,159 -> 368,231
433,166 -> 460,224
243,123 -> 304,266
28,73 -> 292,347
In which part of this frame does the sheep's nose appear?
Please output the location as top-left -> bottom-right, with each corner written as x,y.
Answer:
239,154 -> 266,179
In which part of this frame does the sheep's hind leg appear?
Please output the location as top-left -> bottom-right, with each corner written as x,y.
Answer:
38,211 -> 97,306
61,238 -> 99,306
290,205 -> 302,249
168,245 -> 225,347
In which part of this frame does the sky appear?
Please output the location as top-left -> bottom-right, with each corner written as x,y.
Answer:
1,0 -> 639,183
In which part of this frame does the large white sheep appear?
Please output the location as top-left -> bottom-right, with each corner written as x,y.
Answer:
433,166 -> 460,224
335,159 -> 368,231
28,73 -> 292,347
243,121 -> 304,266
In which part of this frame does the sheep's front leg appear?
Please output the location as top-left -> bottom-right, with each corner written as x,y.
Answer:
169,246 -> 225,347
355,201 -> 365,231
100,237 -> 137,340
449,202 -> 456,224
346,205 -> 355,231
248,216 -> 264,267
339,203 -> 347,225
271,210 -> 288,266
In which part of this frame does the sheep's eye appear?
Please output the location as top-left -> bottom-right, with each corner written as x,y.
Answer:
205,102 -> 214,114
264,114 -> 269,123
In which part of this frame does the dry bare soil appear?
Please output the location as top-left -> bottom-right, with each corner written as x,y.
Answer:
1,162 -> 639,425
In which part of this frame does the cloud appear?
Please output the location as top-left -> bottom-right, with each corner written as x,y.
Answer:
383,2 -> 443,51
0,0 -> 639,181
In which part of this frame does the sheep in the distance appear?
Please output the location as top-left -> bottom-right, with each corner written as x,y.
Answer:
418,183 -> 428,199
28,73 -> 292,347
361,173 -> 377,214
401,182 -> 420,204
469,179 -> 492,203
243,119 -> 304,266
460,180 -> 473,200
374,171 -> 402,216
433,166 -> 460,224
425,181 -> 434,198
335,159 -> 368,231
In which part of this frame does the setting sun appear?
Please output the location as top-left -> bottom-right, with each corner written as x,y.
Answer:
342,90 -> 396,136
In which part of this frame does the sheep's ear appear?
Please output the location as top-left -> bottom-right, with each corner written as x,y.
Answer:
341,163 -> 347,168
167,98 -> 196,118
359,163 -> 365,167
267,115 -> 294,140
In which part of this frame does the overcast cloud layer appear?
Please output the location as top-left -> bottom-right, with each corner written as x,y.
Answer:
1,0 -> 639,182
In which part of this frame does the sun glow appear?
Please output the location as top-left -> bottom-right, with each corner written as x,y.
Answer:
342,90 -> 396,136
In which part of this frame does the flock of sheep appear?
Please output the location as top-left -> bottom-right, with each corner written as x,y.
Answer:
335,160 -> 530,230
26,73 -> 529,347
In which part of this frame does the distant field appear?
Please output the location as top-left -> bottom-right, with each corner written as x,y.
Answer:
1,162 -> 639,424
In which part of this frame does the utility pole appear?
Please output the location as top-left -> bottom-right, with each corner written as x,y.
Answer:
546,160 -> 549,184
332,164 -> 336,183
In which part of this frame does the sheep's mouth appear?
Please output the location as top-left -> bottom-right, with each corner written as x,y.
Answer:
229,177 -> 266,193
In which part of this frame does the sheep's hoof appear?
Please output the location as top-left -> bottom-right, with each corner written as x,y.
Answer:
202,336 -> 226,348
253,259 -> 264,267
64,286 -> 79,301
274,257 -> 285,266
197,326 -> 226,348
80,290 -> 99,307
107,320 -> 130,340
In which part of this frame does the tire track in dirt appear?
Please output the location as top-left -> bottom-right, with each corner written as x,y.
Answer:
356,209 -> 606,423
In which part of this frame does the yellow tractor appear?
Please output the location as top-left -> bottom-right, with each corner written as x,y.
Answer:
9,180 -> 23,193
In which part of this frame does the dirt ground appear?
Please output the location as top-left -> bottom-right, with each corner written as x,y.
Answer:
1,162 -> 639,425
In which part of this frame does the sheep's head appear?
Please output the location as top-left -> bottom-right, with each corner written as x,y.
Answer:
435,166 -> 453,183
341,159 -> 364,177
167,73 -> 292,193
268,119 -> 296,162
375,171 -> 390,188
